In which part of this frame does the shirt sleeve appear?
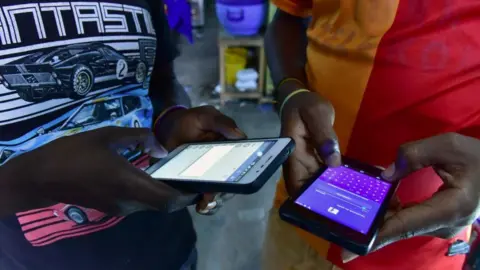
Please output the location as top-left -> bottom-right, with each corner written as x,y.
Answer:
271,0 -> 313,18
148,0 -> 178,66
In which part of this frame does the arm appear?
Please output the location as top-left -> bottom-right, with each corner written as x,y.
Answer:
149,62 -> 191,119
148,0 -> 191,123
267,1 -> 342,194
264,3 -> 311,108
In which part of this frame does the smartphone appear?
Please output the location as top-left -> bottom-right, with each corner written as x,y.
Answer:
146,138 -> 295,194
279,156 -> 399,255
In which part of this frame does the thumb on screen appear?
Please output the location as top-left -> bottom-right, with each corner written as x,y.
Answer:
104,127 -> 168,158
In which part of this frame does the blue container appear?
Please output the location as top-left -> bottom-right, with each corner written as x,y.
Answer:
216,0 -> 266,36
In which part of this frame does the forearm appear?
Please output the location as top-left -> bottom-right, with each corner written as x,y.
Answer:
265,9 -> 309,105
148,62 -> 191,122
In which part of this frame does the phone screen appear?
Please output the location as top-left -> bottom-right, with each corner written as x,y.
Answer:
151,140 -> 276,182
295,165 -> 392,234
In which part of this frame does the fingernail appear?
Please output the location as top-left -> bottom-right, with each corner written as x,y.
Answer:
341,250 -> 358,263
382,163 -> 396,179
206,201 -> 217,210
147,143 -> 168,159
326,152 -> 342,167
198,201 -> 217,214
198,209 -> 210,214
234,128 -> 247,138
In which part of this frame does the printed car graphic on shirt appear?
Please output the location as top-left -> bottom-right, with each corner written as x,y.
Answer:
0,42 -> 154,102
0,148 -> 18,165
0,94 -> 153,166
53,205 -> 106,225
50,153 -> 152,226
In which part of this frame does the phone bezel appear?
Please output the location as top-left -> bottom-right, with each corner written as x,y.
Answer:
146,138 -> 292,185
285,156 -> 399,251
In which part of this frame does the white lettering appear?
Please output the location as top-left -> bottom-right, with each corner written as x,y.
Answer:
100,3 -> 128,33
71,2 -> 104,35
0,2 -> 157,45
123,5 -> 143,33
0,10 -> 12,45
143,9 -> 155,35
3,4 -> 47,43
40,3 -> 71,37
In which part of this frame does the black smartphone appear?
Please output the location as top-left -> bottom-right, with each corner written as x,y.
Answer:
146,138 -> 295,194
279,156 -> 399,255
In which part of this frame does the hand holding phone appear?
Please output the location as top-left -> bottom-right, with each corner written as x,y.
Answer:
280,157 -> 399,256
343,133 -> 480,262
279,88 -> 341,197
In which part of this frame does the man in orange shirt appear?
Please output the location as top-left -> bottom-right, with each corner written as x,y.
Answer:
263,0 -> 480,269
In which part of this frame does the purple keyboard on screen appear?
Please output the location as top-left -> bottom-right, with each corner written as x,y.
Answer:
320,166 -> 389,202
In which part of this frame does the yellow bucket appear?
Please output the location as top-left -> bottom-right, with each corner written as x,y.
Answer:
225,47 -> 248,85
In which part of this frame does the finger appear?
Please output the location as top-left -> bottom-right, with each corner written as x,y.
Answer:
284,152 -> 321,195
114,156 -> 196,212
197,201 -> 220,215
198,107 -> 247,139
283,140 -> 322,195
98,127 -> 167,158
371,188 -> 463,251
425,226 -> 466,239
344,191 -> 462,261
301,107 -> 341,167
116,201 -> 158,216
197,193 -> 215,211
143,135 -> 169,159
384,210 -> 397,220
198,132 -> 224,143
388,196 -> 402,211
196,194 -> 232,215
382,133 -> 465,182
197,194 -> 222,215
281,116 -> 323,195
68,197 -> 121,216
342,207 -> 398,264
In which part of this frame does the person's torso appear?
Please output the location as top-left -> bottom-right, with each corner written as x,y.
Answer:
0,1 -> 195,269
275,0 -> 480,269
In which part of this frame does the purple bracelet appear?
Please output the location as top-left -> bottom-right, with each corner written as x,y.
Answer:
153,105 -> 188,129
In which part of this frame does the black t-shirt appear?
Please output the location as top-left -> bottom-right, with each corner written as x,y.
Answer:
0,1 -> 196,269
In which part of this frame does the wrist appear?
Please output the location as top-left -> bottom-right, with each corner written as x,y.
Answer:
279,89 -> 311,118
153,105 -> 188,145
153,105 -> 188,129
276,79 -> 308,110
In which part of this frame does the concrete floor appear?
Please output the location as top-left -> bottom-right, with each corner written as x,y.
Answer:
174,4 -> 281,270
190,104 -> 280,270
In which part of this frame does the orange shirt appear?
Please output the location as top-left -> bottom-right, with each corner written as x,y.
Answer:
272,0 -> 480,269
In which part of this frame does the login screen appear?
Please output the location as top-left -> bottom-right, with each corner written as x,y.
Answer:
295,165 -> 391,234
